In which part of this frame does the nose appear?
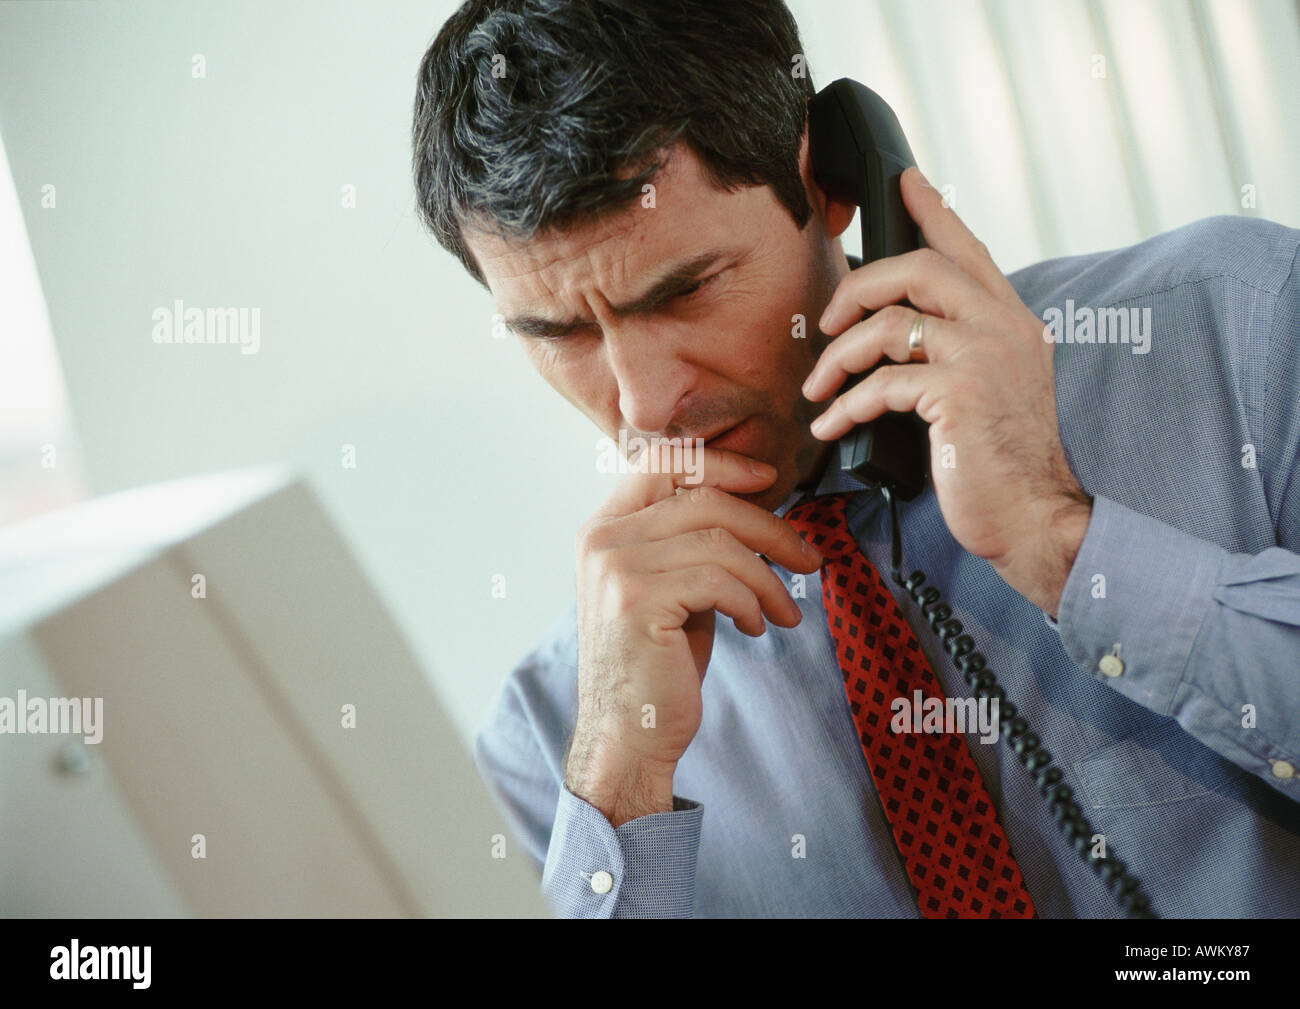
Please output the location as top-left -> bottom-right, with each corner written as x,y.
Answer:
604,322 -> 695,437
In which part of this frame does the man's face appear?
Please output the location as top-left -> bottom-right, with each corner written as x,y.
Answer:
466,135 -> 853,511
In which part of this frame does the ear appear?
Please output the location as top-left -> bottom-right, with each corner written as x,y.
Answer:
796,122 -> 857,240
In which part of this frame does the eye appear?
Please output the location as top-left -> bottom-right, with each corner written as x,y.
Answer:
529,322 -> 598,343
677,273 -> 718,299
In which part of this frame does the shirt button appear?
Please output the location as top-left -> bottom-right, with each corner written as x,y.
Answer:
590,870 -> 614,894
1270,760 -> 1296,780
1099,654 -> 1124,678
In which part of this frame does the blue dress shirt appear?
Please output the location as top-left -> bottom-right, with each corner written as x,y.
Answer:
473,215 -> 1300,917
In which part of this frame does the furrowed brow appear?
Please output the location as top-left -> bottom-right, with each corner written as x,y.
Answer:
503,249 -> 729,338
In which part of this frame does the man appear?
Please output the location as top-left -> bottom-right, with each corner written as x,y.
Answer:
412,0 -> 1300,917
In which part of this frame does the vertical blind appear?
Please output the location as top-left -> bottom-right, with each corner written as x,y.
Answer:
789,0 -> 1300,272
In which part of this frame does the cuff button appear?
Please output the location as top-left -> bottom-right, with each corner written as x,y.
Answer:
590,870 -> 614,894
1270,760 -> 1295,781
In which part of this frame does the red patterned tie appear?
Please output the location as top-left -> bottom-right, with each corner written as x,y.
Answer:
785,492 -> 1036,918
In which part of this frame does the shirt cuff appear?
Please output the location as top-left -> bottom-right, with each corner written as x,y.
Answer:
540,784 -> 704,918
1054,494 -> 1218,714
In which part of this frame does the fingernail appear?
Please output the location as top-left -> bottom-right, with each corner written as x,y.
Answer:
810,413 -> 829,435
749,459 -> 775,477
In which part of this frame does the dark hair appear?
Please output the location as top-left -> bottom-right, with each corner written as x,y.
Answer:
412,0 -> 816,287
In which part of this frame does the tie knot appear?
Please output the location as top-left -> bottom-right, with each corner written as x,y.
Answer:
783,491 -> 857,563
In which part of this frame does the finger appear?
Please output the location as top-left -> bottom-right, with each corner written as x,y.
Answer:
899,166 -> 1020,305
803,306 -> 956,401
651,565 -> 767,636
596,441 -> 777,520
810,362 -> 940,442
634,484 -> 823,574
623,528 -> 804,627
819,246 -> 988,333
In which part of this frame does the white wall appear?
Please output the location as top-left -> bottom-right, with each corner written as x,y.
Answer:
1,0 -> 1296,748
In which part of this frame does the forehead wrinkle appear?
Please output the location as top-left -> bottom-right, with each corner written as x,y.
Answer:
504,212 -> 644,323
587,228 -> 638,320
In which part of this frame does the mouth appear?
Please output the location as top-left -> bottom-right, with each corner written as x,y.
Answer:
695,418 -> 745,443
700,415 -> 759,455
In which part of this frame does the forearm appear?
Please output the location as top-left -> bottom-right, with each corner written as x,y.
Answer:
564,725 -> 677,827
991,491 -> 1093,619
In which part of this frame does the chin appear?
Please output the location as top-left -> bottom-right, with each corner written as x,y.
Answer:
735,479 -> 793,513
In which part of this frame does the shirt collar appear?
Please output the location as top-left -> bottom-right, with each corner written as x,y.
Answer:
773,439 -> 874,519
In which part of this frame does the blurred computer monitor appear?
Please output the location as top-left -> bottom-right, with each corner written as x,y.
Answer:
0,468 -> 548,917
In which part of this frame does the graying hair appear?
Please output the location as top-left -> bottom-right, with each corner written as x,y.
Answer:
412,0 -> 816,286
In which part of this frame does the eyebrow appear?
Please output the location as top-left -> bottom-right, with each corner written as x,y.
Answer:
502,248 -> 732,339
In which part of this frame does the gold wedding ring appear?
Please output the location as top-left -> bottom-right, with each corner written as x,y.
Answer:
907,313 -> 928,362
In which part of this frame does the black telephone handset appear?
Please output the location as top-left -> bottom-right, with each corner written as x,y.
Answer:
808,78 -> 929,501
805,79 -> 1156,919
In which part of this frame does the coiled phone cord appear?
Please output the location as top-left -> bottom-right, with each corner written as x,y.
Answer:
879,485 -> 1157,919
